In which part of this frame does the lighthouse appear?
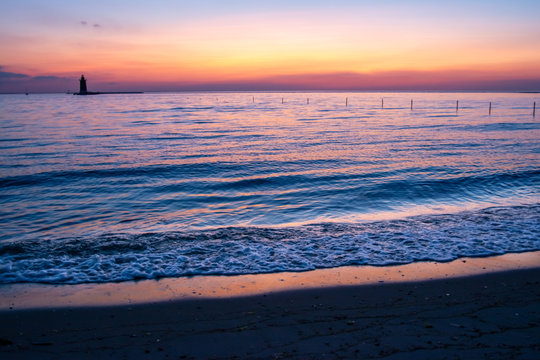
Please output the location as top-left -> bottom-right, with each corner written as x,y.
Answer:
74,74 -> 142,95
79,75 -> 88,94
74,75 -> 99,95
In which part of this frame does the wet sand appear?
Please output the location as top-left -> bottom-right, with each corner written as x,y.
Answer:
1,253 -> 539,359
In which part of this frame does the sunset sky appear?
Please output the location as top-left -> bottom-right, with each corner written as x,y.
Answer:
1,0 -> 540,92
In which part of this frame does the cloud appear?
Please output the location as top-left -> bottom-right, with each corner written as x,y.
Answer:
32,75 -> 69,81
0,67 -> 73,93
227,70 -> 540,91
1,67 -> 539,93
80,20 -> 102,28
0,67 -> 29,80
151,70 -> 540,92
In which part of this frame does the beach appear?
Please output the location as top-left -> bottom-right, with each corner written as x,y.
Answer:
1,253 -> 539,359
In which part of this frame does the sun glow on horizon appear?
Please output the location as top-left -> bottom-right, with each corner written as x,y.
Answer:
1,0 -> 540,92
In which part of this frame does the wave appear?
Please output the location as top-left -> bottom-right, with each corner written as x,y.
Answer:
0,204 -> 538,284
457,122 -> 540,132
2,159 -> 537,185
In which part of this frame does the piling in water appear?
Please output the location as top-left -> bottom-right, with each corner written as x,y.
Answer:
456,100 -> 459,112
534,102 -> 536,117
489,102 -> 492,115
411,99 -> 413,110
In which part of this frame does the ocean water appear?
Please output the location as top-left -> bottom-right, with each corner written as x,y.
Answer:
0,92 -> 538,284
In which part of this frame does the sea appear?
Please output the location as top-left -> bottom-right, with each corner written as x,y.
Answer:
0,92 -> 538,284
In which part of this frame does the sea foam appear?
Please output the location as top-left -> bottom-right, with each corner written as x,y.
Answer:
0,205 -> 538,284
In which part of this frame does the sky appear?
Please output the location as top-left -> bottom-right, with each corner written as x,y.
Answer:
1,0 -> 540,92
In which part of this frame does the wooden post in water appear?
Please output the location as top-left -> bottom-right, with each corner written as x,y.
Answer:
456,100 -> 459,112
489,102 -> 492,115
307,98 -> 309,104
282,97 -> 284,104
534,102 -> 536,117
381,98 -> 384,109
346,97 -> 348,107
410,99 -> 413,110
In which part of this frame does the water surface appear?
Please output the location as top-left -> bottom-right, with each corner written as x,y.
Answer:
0,92 -> 538,283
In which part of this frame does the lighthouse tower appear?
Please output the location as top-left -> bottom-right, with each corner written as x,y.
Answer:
79,75 -> 88,94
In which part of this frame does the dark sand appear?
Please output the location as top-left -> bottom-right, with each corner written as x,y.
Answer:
1,257 -> 539,359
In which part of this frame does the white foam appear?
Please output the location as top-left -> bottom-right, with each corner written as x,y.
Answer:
0,204 -> 538,284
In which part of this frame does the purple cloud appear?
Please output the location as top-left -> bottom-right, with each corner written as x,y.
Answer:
32,75 -> 69,81
0,66 -> 29,80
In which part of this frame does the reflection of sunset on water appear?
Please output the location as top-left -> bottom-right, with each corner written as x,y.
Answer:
1,92 -> 538,243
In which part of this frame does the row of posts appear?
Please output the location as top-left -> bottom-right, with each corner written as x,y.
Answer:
250,96 -> 536,116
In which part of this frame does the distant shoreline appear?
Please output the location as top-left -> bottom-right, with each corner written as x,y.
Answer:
73,91 -> 144,95
1,89 -> 539,95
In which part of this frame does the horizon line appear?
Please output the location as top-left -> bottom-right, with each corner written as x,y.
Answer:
2,89 -> 540,95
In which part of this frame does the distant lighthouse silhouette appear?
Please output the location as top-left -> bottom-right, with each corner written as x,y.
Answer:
74,75 -> 142,95
79,75 -> 88,94
79,75 -> 88,95
74,74 -> 98,95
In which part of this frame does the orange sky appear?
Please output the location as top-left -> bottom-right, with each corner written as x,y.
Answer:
1,1 -> 540,92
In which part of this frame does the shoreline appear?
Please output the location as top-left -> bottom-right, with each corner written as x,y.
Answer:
3,90 -> 540,95
0,252 -> 539,359
1,251 -> 539,310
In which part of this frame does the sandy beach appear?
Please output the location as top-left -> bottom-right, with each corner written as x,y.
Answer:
1,253 -> 539,359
